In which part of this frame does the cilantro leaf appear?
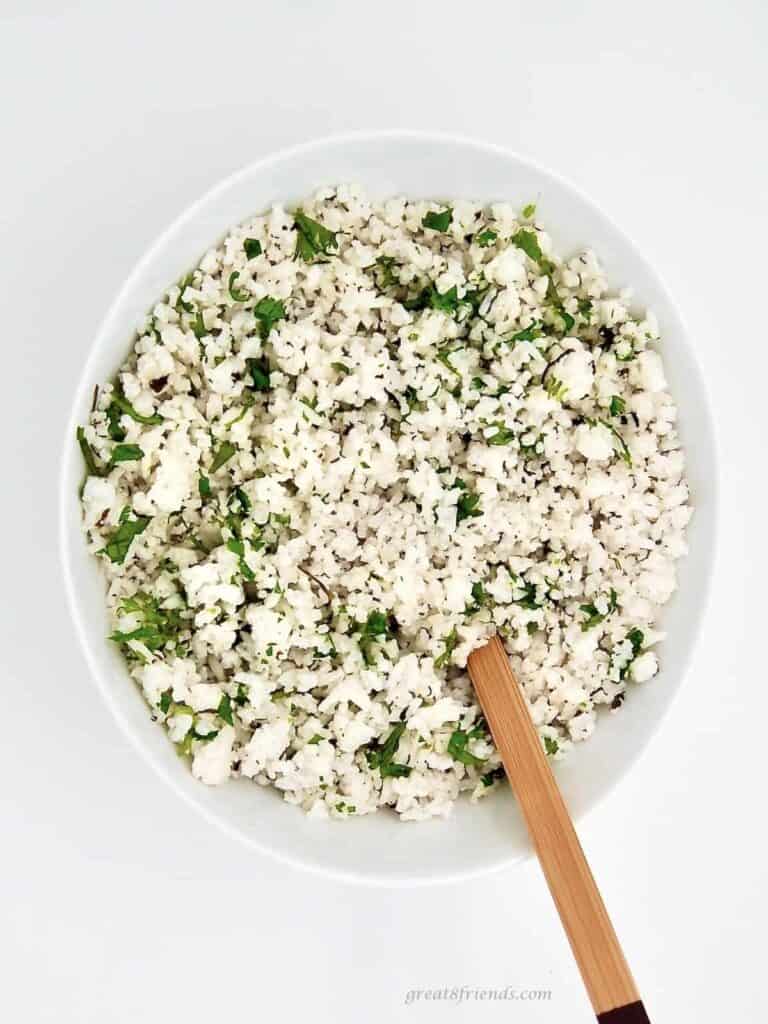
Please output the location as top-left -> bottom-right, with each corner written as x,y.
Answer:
209,441 -> 237,474
293,209 -> 339,262
228,271 -> 250,302
448,729 -> 485,768
198,474 -> 211,499
108,443 -> 143,468
580,589 -> 618,631
331,361 -> 351,375
422,208 -> 453,232
252,296 -> 286,341
522,202 -> 537,218
543,736 -> 559,756
226,537 -> 255,580
76,426 -> 103,477
244,238 -> 262,259
599,418 -> 633,467
456,486 -> 482,524
609,395 -> 626,417
434,627 -> 458,669
246,356 -> 271,392
430,285 -> 460,315
106,402 -> 126,441
486,423 -> 516,445
109,591 -> 183,655
217,693 -> 234,726
475,228 -> 498,247
366,722 -> 411,778
512,228 -> 545,264
109,388 -> 163,426
100,507 -> 150,564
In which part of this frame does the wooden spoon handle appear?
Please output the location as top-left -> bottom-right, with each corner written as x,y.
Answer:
468,635 -> 650,1023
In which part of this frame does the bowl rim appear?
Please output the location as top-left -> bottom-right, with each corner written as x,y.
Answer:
58,129 -> 720,887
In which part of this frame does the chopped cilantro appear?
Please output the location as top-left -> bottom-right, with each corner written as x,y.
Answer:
366,721 -> 411,778
609,395 -> 626,417
109,591 -> 182,653
356,609 -> 392,666
209,441 -> 236,474
293,209 -> 339,262
228,271 -> 250,302
247,356 -> 271,392
475,228 -> 498,247
486,423 -> 516,445
198,475 -> 211,499
510,323 -> 542,343
600,418 -> 633,467
109,388 -> 163,426
244,238 -> 262,259
76,426 -> 103,477
544,736 -> 559,756
512,228 -> 545,264
436,343 -> 461,376
580,589 -> 618,630
192,309 -> 207,339
422,208 -> 452,232
331,361 -> 351,375
434,627 -> 458,669
108,443 -> 143,468
100,507 -> 150,564
252,295 -> 286,341
481,766 -> 504,787
226,537 -> 255,580
430,284 -> 460,315
106,402 -> 126,441
578,298 -> 593,322
456,486 -> 482,524
521,202 -> 537,218
217,693 -> 234,726
448,729 -> 484,768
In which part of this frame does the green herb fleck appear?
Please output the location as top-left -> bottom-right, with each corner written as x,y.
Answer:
209,441 -> 236,474
108,443 -> 143,468
609,395 -> 626,417
109,591 -> 183,653
448,729 -> 485,768
486,423 -> 516,445
109,389 -> 163,426
198,475 -> 211,500
244,238 -> 262,259
76,426 -> 103,477
246,356 -> 271,392
226,537 -> 255,580
100,507 -> 151,564
228,271 -> 250,302
522,202 -> 537,219
512,228 -> 545,264
293,209 -> 339,262
544,736 -> 559,756
331,361 -> 351,375
475,228 -> 498,247
580,588 -> 618,630
217,693 -> 234,726
366,721 -> 411,778
422,208 -> 453,232
252,296 -> 286,341
434,627 -> 458,669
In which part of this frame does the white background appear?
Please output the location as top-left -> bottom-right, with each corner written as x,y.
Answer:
1,1 -> 766,1021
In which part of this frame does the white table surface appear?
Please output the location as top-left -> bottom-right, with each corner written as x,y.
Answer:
1,2 -> 766,1021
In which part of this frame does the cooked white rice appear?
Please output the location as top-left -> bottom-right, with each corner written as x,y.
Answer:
77,185 -> 691,821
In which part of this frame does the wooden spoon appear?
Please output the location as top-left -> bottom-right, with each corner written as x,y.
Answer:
467,634 -> 650,1024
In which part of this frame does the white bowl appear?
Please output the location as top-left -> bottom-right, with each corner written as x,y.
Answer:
59,132 -> 718,886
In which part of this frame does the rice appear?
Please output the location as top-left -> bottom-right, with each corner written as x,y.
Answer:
77,185 -> 691,821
